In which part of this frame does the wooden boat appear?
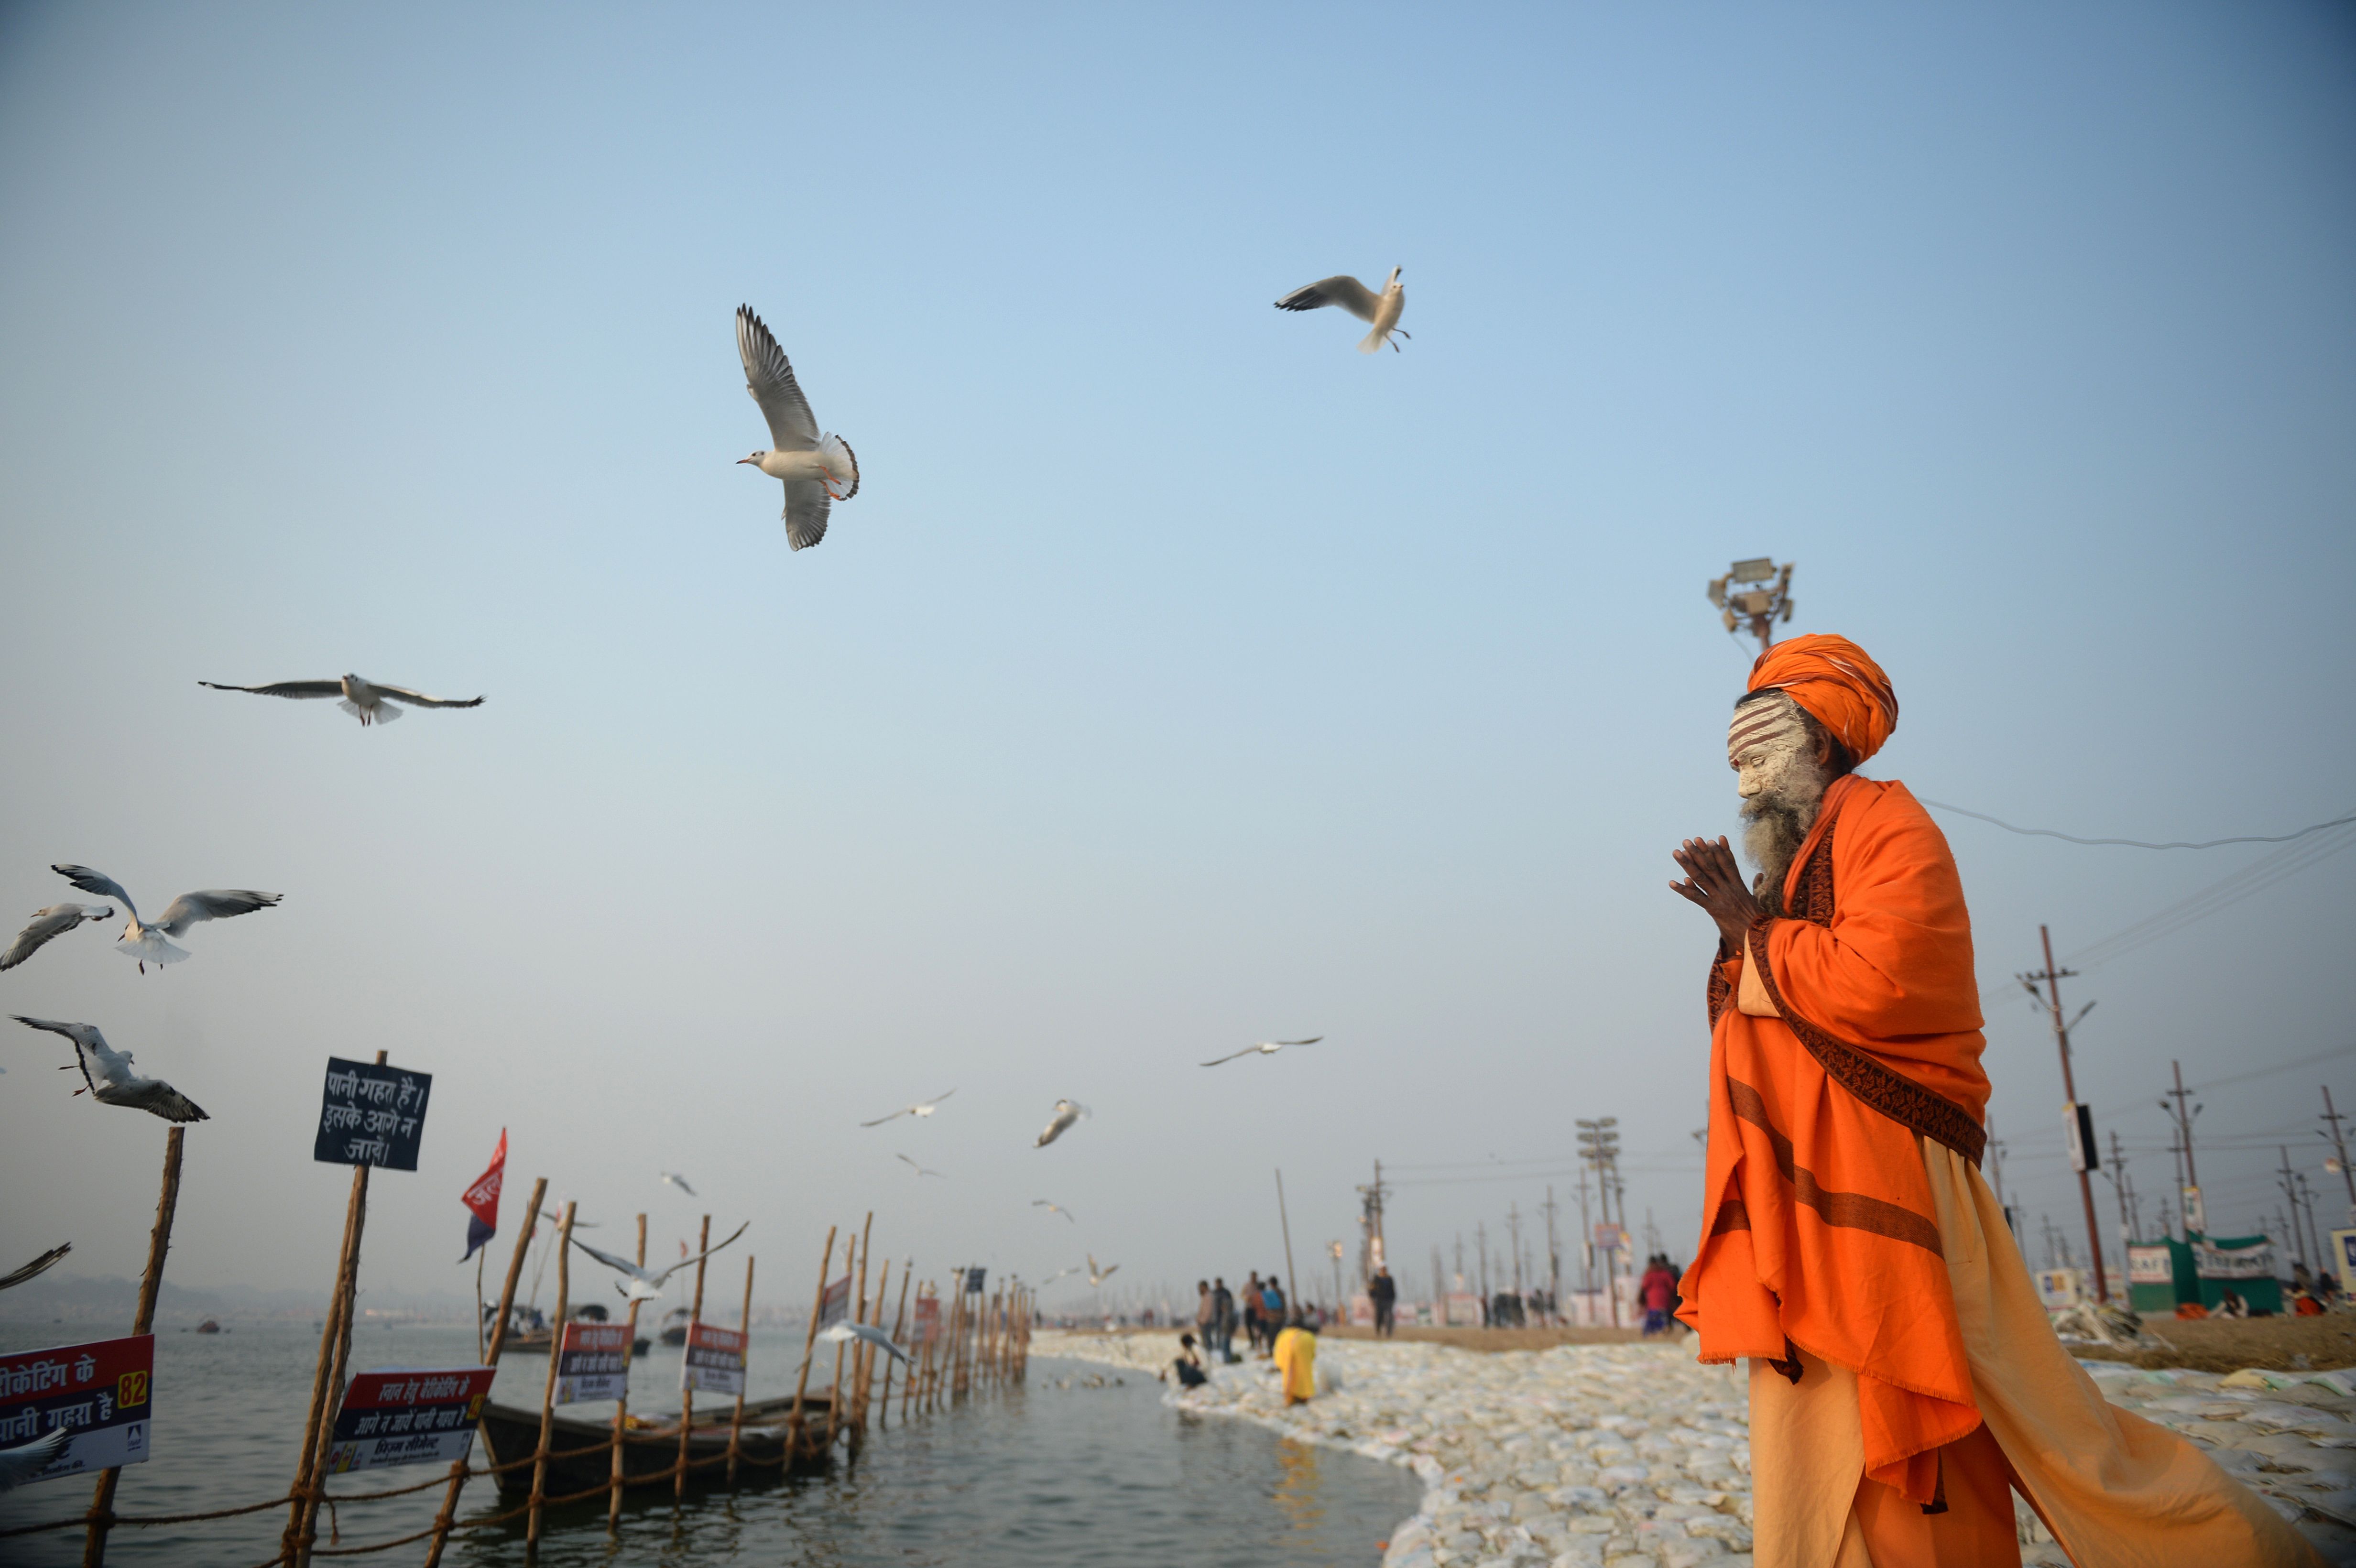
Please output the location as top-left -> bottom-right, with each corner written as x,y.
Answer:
475,1391 -> 837,1497
498,1328 -> 554,1356
657,1307 -> 691,1347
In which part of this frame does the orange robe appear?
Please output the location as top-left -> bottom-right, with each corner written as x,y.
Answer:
1676,774 -> 1988,1503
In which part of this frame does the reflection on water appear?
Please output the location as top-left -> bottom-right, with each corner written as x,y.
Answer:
0,1326 -> 1417,1567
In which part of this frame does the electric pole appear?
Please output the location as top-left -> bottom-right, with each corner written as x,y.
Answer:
1574,1168 -> 1593,1295
1541,1186 -> 1562,1320
2161,1059 -> 2203,1235
2277,1148 -> 2308,1269
2298,1173 -> 2325,1274
1506,1203 -> 1525,1299
1706,557 -> 1796,653
2023,926 -> 2107,1302
2321,1086 -> 2356,1220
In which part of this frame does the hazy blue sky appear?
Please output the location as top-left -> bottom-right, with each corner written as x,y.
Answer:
1,1 -> 2350,1317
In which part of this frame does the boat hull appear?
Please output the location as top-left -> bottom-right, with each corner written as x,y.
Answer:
475,1392 -> 836,1498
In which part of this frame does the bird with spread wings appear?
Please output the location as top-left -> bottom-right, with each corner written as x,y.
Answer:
735,305 -> 860,551
571,1221 -> 748,1301
0,904 -> 115,973
1200,1036 -> 1324,1067
198,674 -> 484,727
10,1017 -> 207,1122
1274,268 -> 1407,353
48,865 -> 278,973
862,1089 -> 955,1127
1032,1199 -> 1077,1223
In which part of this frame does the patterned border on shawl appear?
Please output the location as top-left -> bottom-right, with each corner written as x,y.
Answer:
1724,1079 -> 1943,1253
1745,817 -> 1988,1165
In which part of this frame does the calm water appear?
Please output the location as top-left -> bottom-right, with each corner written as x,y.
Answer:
0,1321 -> 1418,1565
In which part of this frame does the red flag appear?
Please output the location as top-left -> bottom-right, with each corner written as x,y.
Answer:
459,1129 -> 506,1262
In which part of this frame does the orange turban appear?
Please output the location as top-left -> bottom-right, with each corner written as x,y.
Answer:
1747,633 -> 1898,763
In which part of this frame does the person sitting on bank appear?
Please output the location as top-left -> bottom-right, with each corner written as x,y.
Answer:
1160,1332 -> 1209,1387
1272,1310 -> 1318,1405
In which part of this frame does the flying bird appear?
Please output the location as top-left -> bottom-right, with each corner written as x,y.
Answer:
0,1244 -> 70,1292
897,1154 -> 947,1179
1275,268 -> 1407,353
198,675 -> 485,728
1086,1254 -> 1119,1287
816,1320 -> 910,1366
48,866 -> 279,973
1040,1265 -> 1081,1285
0,1427 -> 71,1492
735,305 -> 860,551
1,904 -> 115,973
659,1171 -> 697,1197
1032,1199 -> 1076,1224
1200,1036 -> 1325,1067
570,1220 -> 748,1302
861,1089 -> 956,1127
10,1016 -> 208,1122
1034,1099 -> 1088,1148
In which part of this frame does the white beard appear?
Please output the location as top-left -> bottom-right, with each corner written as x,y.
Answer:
1739,744 -> 1833,916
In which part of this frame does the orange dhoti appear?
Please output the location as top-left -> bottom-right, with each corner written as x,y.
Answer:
1679,774 -> 2316,1565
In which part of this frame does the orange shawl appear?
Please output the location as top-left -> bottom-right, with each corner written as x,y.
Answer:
1676,774 -> 1990,1503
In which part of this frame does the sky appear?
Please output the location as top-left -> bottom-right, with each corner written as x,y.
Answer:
0,1 -> 2351,1321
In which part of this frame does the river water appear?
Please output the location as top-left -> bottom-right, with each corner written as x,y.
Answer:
0,1320 -> 1419,1565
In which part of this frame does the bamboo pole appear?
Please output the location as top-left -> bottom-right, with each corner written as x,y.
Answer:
424,1177 -> 544,1568
847,1213 -> 873,1444
787,1226 -> 836,1461
296,1178 -> 367,1568
902,1287 -> 925,1422
608,1212 -> 646,1533
826,1231 -> 855,1450
880,1264 -> 910,1430
855,1257 -> 889,1448
526,1200 -> 575,1552
726,1256 -> 754,1485
675,1214 -> 710,1499
81,1127 -> 183,1568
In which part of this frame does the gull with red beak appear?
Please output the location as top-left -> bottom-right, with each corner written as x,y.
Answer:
735,305 -> 859,550
1275,267 -> 1407,353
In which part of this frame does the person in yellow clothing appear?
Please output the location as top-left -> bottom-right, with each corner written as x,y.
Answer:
1271,1312 -> 1317,1405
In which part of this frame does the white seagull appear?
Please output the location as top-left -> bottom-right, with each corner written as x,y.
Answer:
49,866 -> 279,973
861,1089 -> 956,1127
897,1154 -> 947,1179
198,675 -> 485,728
1086,1254 -> 1120,1287
1032,1199 -> 1077,1224
1200,1036 -> 1325,1067
660,1171 -> 698,1197
10,1016 -> 208,1123
1040,1264 -> 1081,1285
0,1244 -> 71,1292
1275,268 -> 1407,353
1,904 -> 115,973
0,1427 -> 71,1492
1034,1099 -> 1088,1148
735,305 -> 860,551
816,1319 -> 910,1366
570,1220 -> 747,1302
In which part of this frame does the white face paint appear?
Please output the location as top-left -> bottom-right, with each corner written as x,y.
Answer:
1727,695 -> 1811,802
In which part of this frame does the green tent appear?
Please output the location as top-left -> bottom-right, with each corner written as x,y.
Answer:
2125,1234 -> 2281,1315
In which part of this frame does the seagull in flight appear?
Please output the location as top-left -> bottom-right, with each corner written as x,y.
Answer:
10,1017 -> 208,1123
1200,1036 -> 1324,1067
862,1089 -> 955,1127
570,1220 -> 748,1302
198,674 -> 485,728
1275,268 -> 1407,354
1086,1254 -> 1120,1287
735,305 -> 860,551
897,1154 -> 947,1179
658,1171 -> 698,1198
1040,1264 -> 1081,1285
1034,1099 -> 1088,1148
48,866 -> 279,973
0,1245 -> 70,1292
816,1320 -> 910,1366
0,1427 -> 71,1492
1032,1199 -> 1076,1224
1,904 -> 115,973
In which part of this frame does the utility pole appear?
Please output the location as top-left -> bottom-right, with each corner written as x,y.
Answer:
1476,1222 -> 1490,1309
2161,1060 -> 2203,1235
1506,1203 -> 1525,1299
2298,1174 -> 2326,1275
1540,1186 -> 1562,1319
2103,1131 -> 2134,1252
2321,1087 -> 2356,1220
2277,1149 -> 2308,1269
1453,1233 -> 1465,1292
1706,557 -> 1796,653
1574,1168 -> 1593,1294
2023,926 -> 2108,1302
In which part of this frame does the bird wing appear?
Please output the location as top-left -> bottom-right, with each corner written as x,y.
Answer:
1270,1037 -> 1323,1046
375,686 -> 486,709
569,1236 -> 644,1277
52,866 -> 135,921
781,479 -> 831,551
862,1108 -> 910,1128
1,907 -> 95,972
737,305 -> 820,452
1275,276 -> 1379,322
198,680 -> 343,700
1199,1047 -> 1252,1067
10,1014 -> 99,1056
1098,1263 -> 1118,1280
0,1245 -> 69,1292
0,1425 -> 72,1488
920,1088 -> 956,1108
651,1219 -> 751,1282
153,889 -> 282,937
126,1078 -> 208,1123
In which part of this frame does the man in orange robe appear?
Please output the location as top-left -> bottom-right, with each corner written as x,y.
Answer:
1669,634 -> 2316,1567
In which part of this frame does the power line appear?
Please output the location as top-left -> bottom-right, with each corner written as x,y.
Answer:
1922,802 -> 2356,851
2064,822 -> 2356,970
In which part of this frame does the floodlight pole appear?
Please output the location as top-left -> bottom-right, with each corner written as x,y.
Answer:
1705,558 -> 1797,653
